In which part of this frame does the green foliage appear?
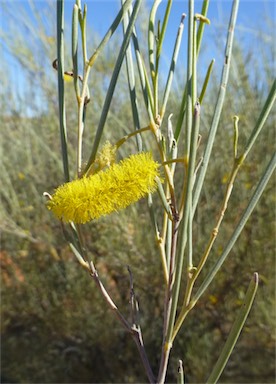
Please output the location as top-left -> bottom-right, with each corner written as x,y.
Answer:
1,1 -> 275,383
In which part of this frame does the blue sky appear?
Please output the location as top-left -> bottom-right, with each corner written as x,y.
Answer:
60,0 -> 275,31
62,0 -> 275,64
62,0 -> 275,45
2,0 -> 275,115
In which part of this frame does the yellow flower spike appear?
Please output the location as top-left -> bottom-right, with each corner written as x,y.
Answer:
90,141 -> 117,174
97,141 -> 117,168
47,152 -> 160,224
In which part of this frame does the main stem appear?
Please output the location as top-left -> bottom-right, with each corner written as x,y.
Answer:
157,218 -> 180,383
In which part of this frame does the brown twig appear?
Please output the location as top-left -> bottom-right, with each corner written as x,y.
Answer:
89,261 -> 155,383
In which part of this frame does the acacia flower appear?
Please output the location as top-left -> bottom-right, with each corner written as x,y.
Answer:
89,141 -> 117,174
47,152 -> 160,224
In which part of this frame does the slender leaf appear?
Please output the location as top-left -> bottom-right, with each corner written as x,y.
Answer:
192,0 -> 239,213
193,152 -> 276,304
56,0 -> 70,182
206,273 -> 259,384
84,0 -> 142,173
